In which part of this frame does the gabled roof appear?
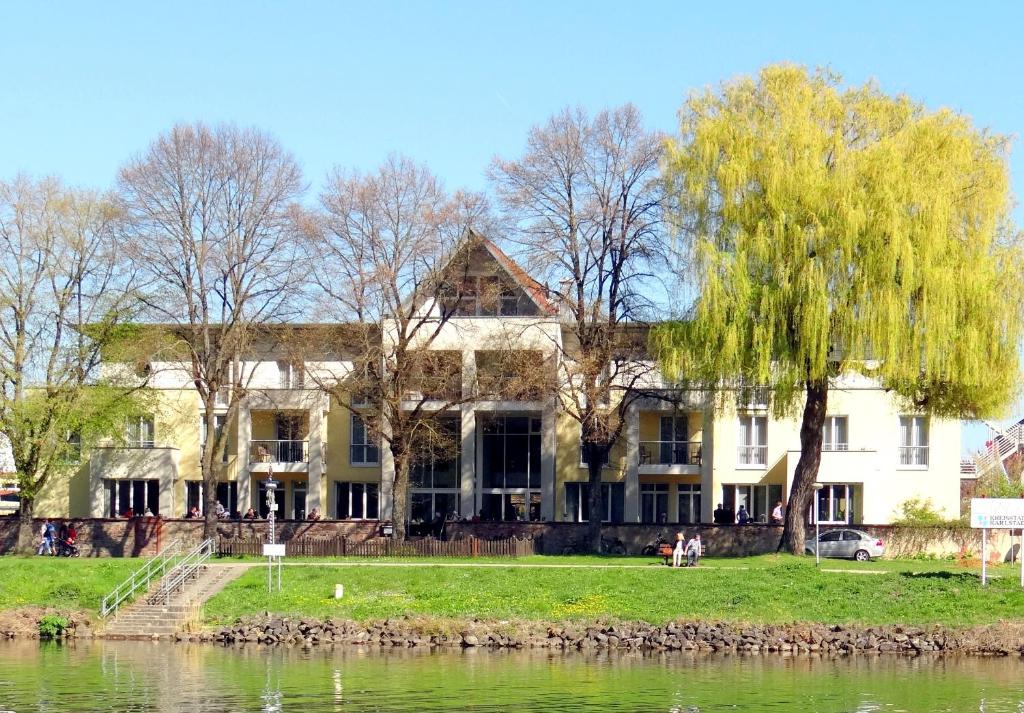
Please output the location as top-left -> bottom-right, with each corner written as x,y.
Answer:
469,231 -> 557,316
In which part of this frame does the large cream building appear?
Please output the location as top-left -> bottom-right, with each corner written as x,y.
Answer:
34,240 -> 961,527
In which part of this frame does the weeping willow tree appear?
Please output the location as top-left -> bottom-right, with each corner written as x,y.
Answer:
654,65 -> 1023,554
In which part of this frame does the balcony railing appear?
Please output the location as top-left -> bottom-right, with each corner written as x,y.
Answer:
899,445 -> 929,467
737,444 -> 768,466
639,440 -> 702,466
250,440 -> 309,464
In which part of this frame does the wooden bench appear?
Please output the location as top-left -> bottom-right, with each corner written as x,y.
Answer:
657,542 -> 706,565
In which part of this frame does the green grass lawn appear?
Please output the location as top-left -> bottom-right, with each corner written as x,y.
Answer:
2,554 -> 1020,628
0,557 -> 142,612
204,554 -> 1024,627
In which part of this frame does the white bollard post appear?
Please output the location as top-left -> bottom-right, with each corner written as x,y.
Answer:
982,528 -> 988,586
335,583 -> 344,599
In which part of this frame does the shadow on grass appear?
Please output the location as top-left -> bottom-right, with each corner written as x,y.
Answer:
899,571 -> 978,582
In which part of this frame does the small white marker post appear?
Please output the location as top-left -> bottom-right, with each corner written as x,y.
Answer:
981,528 -> 988,587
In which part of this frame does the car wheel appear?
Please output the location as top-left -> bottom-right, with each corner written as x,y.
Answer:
854,549 -> 870,562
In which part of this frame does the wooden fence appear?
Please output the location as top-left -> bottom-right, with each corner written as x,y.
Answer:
217,535 -> 537,558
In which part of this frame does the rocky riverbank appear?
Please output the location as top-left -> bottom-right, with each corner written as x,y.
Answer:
187,616 -> 1024,657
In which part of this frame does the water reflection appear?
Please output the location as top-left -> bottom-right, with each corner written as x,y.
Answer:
0,640 -> 1023,712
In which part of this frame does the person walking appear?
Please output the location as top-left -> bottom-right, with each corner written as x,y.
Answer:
672,531 -> 685,568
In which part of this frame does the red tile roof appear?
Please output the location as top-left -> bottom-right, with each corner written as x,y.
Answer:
476,235 -> 557,315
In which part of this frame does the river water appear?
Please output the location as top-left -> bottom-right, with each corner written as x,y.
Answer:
2,640 -> 1024,712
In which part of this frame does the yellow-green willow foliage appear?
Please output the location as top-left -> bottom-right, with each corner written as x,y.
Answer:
655,65 -> 1022,419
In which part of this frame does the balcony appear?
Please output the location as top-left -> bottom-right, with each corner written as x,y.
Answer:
249,440 -> 309,472
638,440 -> 702,475
737,445 -> 768,468
898,445 -> 929,468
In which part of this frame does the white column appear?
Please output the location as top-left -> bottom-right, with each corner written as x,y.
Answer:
307,397 -> 324,514
541,398 -> 557,520
460,349 -> 477,517
624,404 -> 640,522
238,403 -> 252,510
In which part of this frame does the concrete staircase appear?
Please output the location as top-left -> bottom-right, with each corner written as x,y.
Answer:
102,564 -> 249,639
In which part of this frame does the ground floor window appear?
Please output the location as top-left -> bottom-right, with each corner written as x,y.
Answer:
641,483 -> 669,523
722,483 -> 783,523
336,482 -> 379,520
812,483 -> 856,524
257,480 -> 285,520
186,481 -> 238,517
105,479 -> 158,517
677,484 -> 701,524
564,482 -> 625,523
292,481 -> 306,520
481,491 -> 541,521
410,491 -> 460,523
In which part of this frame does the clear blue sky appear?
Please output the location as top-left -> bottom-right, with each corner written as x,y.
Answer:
1,1 -> 1020,451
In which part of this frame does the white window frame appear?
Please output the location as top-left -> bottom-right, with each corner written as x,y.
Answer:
277,360 -> 305,389
199,413 -> 229,463
640,483 -> 669,524
564,482 -> 622,523
677,483 -> 701,524
579,438 -> 611,468
335,481 -> 380,520
125,416 -> 155,448
350,414 -> 379,466
737,414 -> 767,468
898,415 -> 929,469
822,415 -> 849,452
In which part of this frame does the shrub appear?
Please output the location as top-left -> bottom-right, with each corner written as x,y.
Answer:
38,614 -> 70,639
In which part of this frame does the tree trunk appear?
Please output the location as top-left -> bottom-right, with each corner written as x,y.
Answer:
16,498 -> 36,555
202,406 -> 219,540
778,378 -> 829,554
391,449 -> 409,543
585,442 -> 606,553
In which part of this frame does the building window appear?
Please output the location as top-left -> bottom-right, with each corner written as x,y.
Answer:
564,482 -> 624,523
277,360 -> 304,389
335,482 -> 379,519
105,479 -> 159,517
64,431 -> 82,462
822,416 -> 849,451
737,415 -> 767,466
350,414 -> 380,465
640,483 -> 669,523
677,483 -> 701,524
722,483 -> 784,523
199,414 -> 229,463
125,416 -> 155,448
579,439 -> 611,467
410,419 -> 461,522
442,277 -> 525,317
899,416 -> 929,467
292,481 -> 307,520
256,480 -> 284,519
480,415 -> 542,521
812,484 -> 856,524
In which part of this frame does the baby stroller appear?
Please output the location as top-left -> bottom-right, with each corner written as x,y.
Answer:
57,536 -> 80,557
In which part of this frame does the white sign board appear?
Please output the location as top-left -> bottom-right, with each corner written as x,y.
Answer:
262,544 -> 286,557
970,498 -> 1024,528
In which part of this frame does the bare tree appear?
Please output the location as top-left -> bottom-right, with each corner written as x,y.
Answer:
490,105 -> 668,551
304,155 -> 513,541
119,123 -> 305,538
0,176 -> 144,552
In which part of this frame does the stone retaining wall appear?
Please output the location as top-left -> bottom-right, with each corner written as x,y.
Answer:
197,615 -> 1024,657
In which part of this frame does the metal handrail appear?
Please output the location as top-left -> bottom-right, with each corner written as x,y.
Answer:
99,539 -> 182,618
147,538 -> 215,606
